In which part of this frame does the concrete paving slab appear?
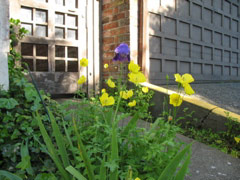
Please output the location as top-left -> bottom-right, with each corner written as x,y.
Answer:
177,134 -> 240,180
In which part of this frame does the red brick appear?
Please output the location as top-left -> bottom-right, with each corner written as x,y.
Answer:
103,52 -> 115,58
103,30 -> 112,37
102,0 -> 112,5
110,26 -> 129,36
102,9 -> 113,17
119,18 -> 129,26
113,7 -> 119,14
103,22 -> 118,31
103,44 -> 116,51
102,17 -> 110,24
112,12 -> 125,21
102,3 -> 113,10
103,37 -> 114,44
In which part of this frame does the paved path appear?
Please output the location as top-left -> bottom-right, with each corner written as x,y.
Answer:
162,82 -> 240,115
177,134 -> 240,180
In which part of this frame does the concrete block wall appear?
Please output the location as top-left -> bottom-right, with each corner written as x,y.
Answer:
0,1 -> 10,90
147,0 -> 240,84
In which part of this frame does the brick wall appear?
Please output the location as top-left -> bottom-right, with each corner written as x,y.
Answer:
101,0 -> 138,82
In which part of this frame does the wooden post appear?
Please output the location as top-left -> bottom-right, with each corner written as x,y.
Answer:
0,0 -> 10,90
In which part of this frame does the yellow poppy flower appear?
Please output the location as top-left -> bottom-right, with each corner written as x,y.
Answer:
120,91 -> 129,100
128,100 -> 136,107
127,89 -> 133,98
169,93 -> 182,107
135,178 -> 141,180
77,75 -> 86,85
104,64 -> 109,69
183,83 -> 195,95
234,137 -> 240,143
128,72 -> 146,84
174,73 -> 195,95
128,60 -> 140,73
142,87 -> 149,93
107,79 -> 116,88
102,88 -> 106,93
99,93 -> 115,106
80,58 -> 88,67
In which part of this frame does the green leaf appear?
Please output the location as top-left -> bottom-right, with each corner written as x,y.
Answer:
11,129 -> 21,140
99,158 -> 106,180
122,113 -> 139,136
20,140 -> 34,175
0,170 -> 22,180
175,149 -> 191,180
158,143 -> 192,180
48,107 -> 70,168
66,166 -> 87,180
110,124 -> 118,180
0,98 -> 18,109
34,173 -> 57,180
16,155 -> 31,170
72,116 -> 95,180
36,112 -> 70,180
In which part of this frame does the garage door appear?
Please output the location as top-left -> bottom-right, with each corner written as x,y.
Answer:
143,0 -> 240,84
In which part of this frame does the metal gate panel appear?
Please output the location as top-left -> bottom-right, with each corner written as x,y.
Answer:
144,0 -> 240,84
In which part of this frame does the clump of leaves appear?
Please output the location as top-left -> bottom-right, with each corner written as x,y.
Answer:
0,19 -> 64,177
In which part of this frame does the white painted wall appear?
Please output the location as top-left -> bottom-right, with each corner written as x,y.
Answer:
0,0 -> 9,90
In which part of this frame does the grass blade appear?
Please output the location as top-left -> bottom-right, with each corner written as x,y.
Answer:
122,113 -> 139,136
110,124 -> 119,180
36,112 -> 70,180
175,148 -> 191,180
66,166 -> 87,180
158,143 -> 192,180
0,170 -> 22,180
72,116 -> 95,180
99,157 -> 106,180
48,107 -> 70,168
20,140 -> 34,175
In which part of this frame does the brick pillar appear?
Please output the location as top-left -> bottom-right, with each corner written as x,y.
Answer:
101,0 -> 139,83
0,1 -> 10,90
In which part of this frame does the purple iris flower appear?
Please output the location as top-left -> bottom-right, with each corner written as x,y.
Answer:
113,43 -> 130,62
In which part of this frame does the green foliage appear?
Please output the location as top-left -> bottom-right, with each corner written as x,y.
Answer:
57,98 -> 184,180
0,19 -> 64,178
179,109 -> 240,158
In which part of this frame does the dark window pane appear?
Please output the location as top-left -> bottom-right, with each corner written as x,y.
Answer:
67,29 -> 77,40
36,60 -> 48,71
68,47 -> 78,58
56,46 -> 65,57
67,15 -> 77,27
36,25 -> 47,37
21,43 -> 33,56
36,44 -> 48,56
55,13 -> 65,25
55,27 -> 65,38
55,60 -> 65,72
22,59 -> 33,71
21,7 -> 33,22
36,9 -> 47,23
68,61 -> 78,72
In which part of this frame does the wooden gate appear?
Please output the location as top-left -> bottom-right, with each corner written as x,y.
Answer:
140,0 -> 240,84
10,0 -> 100,94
